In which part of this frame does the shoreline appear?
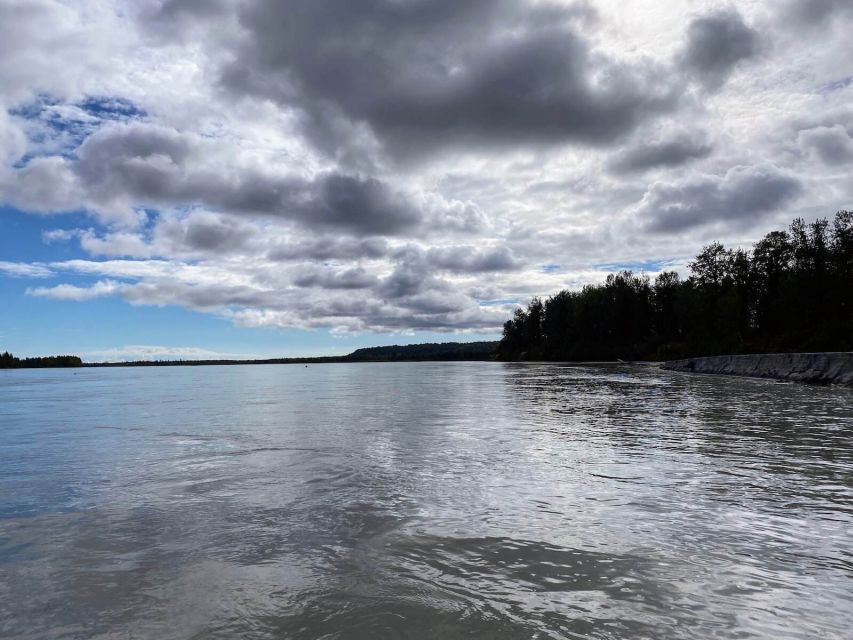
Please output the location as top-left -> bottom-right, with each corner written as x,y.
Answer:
662,352 -> 853,386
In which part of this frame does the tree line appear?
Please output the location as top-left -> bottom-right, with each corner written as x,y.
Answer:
89,342 -> 499,366
498,211 -> 853,361
0,352 -> 83,369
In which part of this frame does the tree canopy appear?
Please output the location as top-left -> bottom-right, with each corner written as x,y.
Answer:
0,352 -> 83,369
498,211 -> 853,361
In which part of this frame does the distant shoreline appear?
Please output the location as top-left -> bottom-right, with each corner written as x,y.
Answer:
1,341 -> 500,369
5,347 -> 853,386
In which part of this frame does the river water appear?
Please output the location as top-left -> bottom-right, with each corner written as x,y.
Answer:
0,363 -> 851,639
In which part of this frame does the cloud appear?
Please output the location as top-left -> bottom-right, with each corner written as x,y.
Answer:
82,344 -> 267,363
609,134 -> 713,174
27,279 -> 122,301
0,261 -> 52,278
425,246 -> 521,272
0,109 -> 26,167
798,125 -> 853,165
152,210 -> 257,255
291,265 -> 378,290
6,121 -> 439,234
780,0 -> 853,28
0,0 -> 109,105
639,165 -> 802,233
267,237 -> 388,262
219,0 -> 680,161
42,228 -> 81,243
3,156 -> 90,217
680,9 -> 759,90
79,230 -> 154,258
2,0 -> 852,341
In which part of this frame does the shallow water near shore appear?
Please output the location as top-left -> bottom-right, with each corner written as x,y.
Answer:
1,362 -> 851,639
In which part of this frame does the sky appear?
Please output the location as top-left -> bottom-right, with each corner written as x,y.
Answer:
0,0 -> 851,361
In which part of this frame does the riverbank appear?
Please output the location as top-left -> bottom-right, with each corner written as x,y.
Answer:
663,352 -> 853,385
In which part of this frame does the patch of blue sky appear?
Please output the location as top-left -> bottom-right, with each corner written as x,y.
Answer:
819,75 -> 853,95
0,206 -> 92,263
78,96 -> 146,121
539,263 -> 561,273
479,298 -> 521,307
9,94 -> 146,166
594,259 -> 678,273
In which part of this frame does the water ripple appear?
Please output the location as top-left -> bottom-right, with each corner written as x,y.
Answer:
1,362 -> 851,639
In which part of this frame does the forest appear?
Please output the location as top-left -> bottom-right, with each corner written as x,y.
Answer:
498,211 -> 853,361
0,352 -> 83,368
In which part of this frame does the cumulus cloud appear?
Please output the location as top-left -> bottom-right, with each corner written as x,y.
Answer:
0,109 -> 26,167
267,237 -> 388,262
6,121 -> 453,234
679,9 -> 760,90
609,133 -> 713,174
0,0 -> 111,105
152,210 -> 257,255
780,0 -> 853,28
220,0 -> 680,161
3,156 -> 90,217
0,261 -> 52,278
798,125 -> 853,165
291,265 -> 378,290
425,246 -> 521,273
2,0 -> 852,341
27,279 -> 122,301
79,230 -> 155,258
639,165 -> 802,233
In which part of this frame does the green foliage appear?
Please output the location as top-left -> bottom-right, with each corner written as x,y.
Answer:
498,211 -> 853,361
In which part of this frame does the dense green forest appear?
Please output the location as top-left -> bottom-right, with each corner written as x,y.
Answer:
0,352 -> 83,369
498,211 -> 853,361
346,341 -> 498,361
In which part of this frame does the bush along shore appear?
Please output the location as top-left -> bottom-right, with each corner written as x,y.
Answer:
497,212 -> 853,363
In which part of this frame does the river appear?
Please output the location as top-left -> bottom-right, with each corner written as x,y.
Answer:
1,362 -> 851,639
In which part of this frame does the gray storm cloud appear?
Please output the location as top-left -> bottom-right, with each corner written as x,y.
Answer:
679,9 -> 760,91
218,0 -> 680,161
609,134 -> 714,174
640,165 -> 803,233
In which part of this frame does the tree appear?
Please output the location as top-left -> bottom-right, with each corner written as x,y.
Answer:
498,212 -> 853,362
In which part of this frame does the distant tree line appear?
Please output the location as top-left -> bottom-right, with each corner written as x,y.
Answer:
84,342 -> 499,367
498,211 -> 853,361
346,341 -> 498,361
0,352 -> 83,369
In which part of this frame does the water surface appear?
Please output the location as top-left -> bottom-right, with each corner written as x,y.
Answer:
1,363 -> 851,639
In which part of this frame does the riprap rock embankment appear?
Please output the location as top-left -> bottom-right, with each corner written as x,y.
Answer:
663,352 -> 853,385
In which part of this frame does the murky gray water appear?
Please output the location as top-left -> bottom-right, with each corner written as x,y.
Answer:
0,363 -> 851,639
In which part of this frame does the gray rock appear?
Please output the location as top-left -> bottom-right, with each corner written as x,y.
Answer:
662,352 -> 853,385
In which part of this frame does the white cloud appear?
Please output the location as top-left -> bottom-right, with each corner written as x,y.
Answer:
0,261 -> 52,278
80,345 -> 270,363
26,279 -> 122,301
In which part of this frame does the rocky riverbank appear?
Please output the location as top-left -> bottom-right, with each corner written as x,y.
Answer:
663,352 -> 853,385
